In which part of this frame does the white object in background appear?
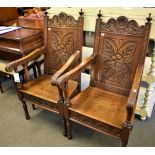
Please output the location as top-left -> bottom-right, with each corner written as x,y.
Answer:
141,47 -> 155,120
13,73 -> 20,83
82,47 -> 93,60
136,47 -> 155,120
0,26 -> 21,35
81,73 -> 90,90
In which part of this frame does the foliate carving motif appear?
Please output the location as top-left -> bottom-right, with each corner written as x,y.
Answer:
23,93 -> 57,111
49,12 -> 78,28
99,38 -> 136,83
49,31 -> 74,69
70,112 -> 120,136
101,16 -> 145,35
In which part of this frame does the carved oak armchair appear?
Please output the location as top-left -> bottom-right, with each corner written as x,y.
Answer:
55,11 -> 151,146
5,10 -> 84,137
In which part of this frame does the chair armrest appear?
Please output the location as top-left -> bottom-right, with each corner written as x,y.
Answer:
126,64 -> 144,124
51,50 -> 81,85
56,54 -> 96,89
5,46 -> 45,72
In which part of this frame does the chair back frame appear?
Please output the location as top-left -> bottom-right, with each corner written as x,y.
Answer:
90,15 -> 151,95
44,12 -> 84,75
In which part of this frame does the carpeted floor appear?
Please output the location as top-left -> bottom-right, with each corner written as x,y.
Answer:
0,79 -> 155,147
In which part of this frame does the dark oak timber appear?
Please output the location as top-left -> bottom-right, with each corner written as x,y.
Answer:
6,10 -> 84,137
55,11 -> 151,146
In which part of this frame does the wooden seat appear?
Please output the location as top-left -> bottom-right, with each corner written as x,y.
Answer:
70,87 -> 127,129
22,75 -> 78,104
55,11 -> 152,146
6,10 -> 84,137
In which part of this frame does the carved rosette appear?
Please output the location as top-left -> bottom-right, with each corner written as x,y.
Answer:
49,31 -> 74,69
49,12 -> 78,28
47,12 -> 78,70
101,16 -> 145,35
99,38 -> 136,84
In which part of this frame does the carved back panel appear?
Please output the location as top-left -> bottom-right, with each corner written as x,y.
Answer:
91,16 -> 151,95
44,12 -> 84,74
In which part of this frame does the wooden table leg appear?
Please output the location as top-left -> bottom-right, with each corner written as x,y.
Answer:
0,81 -> 3,93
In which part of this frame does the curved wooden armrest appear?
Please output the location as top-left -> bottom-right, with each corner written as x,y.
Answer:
51,50 -> 80,85
5,46 -> 45,72
56,54 -> 96,89
126,64 -> 144,124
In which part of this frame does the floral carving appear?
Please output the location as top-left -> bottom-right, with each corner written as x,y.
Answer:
49,31 -> 74,69
49,12 -> 78,28
100,16 -> 145,35
99,38 -> 136,83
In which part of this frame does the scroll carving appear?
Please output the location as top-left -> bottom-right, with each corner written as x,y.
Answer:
100,16 -> 145,35
49,12 -> 78,28
99,38 -> 136,83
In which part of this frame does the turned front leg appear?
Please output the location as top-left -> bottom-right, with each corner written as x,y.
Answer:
62,117 -> 67,137
66,119 -> 72,139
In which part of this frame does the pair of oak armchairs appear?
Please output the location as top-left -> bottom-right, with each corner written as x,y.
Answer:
5,10 -> 152,146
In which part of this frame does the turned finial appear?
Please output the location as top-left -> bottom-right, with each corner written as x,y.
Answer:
146,13 -> 152,23
97,10 -> 102,19
44,10 -> 48,16
79,8 -> 84,16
